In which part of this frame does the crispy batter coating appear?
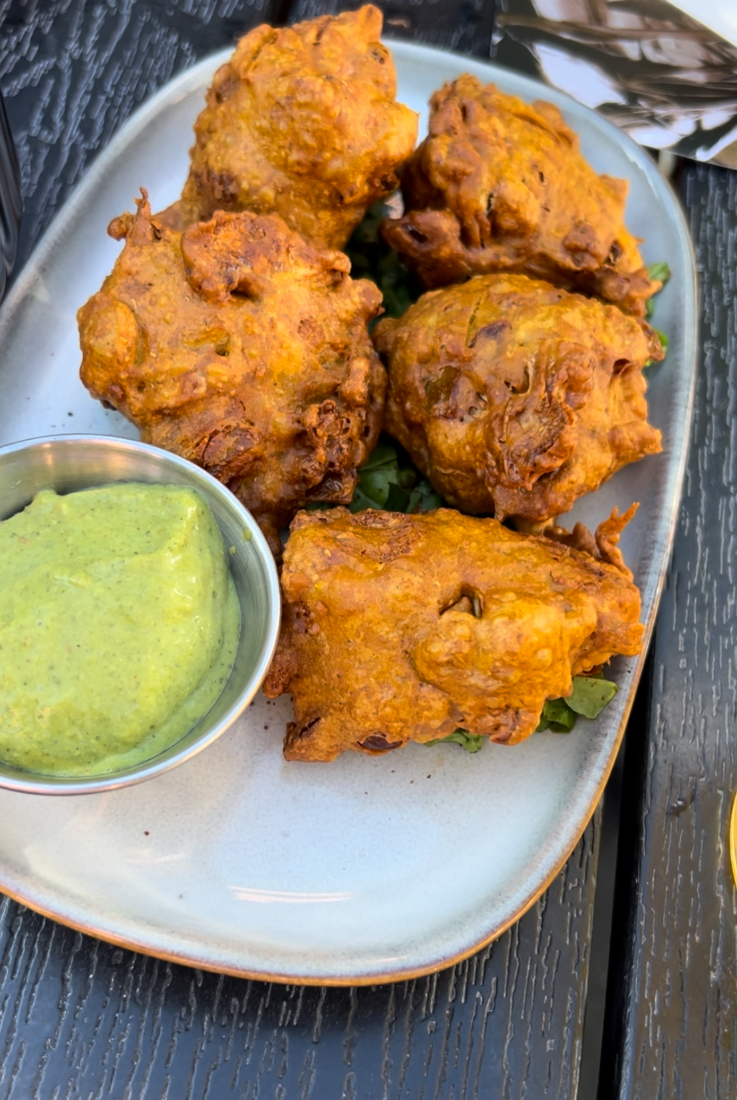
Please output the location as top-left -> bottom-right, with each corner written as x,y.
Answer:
78,193 -> 385,549
373,273 -> 663,523
263,507 -> 644,761
381,75 -> 659,315
169,5 -> 418,250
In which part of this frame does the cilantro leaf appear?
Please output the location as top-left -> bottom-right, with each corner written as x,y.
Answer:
654,328 -> 669,353
425,729 -> 485,753
426,676 -> 618,748
345,201 -> 421,320
408,479 -> 445,513
384,481 -> 413,512
350,436 -> 445,514
645,262 -> 671,318
536,698 -> 577,733
348,443 -> 400,511
537,675 -> 618,732
565,676 -> 617,719
647,261 -> 671,284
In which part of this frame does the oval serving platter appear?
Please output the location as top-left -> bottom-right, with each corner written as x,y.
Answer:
0,41 -> 697,984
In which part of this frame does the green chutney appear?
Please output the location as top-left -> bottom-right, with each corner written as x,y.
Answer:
0,483 -> 240,776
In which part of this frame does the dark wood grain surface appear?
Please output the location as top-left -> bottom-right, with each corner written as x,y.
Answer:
602,162 -> 737,1100
0,2 -> 607,1097
0,0 -> 284,264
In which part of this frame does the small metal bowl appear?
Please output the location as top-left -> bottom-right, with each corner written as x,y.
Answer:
0,435 -> 281,795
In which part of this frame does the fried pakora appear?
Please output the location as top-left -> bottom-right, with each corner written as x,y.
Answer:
372,273 -> 663,524
168,5 -> 418,250
263,507 -> 643,761
78,192 -> 385,550
381,75 -> 659,316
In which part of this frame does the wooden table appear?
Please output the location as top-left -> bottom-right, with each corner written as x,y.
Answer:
0,2 -> 734,1096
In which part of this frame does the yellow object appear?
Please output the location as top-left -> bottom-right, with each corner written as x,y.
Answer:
731,787 -> 737,888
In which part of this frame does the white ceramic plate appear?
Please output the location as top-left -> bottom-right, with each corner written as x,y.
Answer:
0,42 -> 697,984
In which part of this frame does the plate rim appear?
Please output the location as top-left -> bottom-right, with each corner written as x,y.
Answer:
0,38 -> 698,984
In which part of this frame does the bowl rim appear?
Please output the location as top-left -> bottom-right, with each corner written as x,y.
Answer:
0,433 -> 281,796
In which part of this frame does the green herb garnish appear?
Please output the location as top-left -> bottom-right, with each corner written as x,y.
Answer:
566,675 -> 618,718
345,201 -> 421,320
537,697 -> 578,733
654,328 -> 669,353
537,675 -> 618,732
424,676 -> 618,750
425,730 -> 485,753
349,438 -> 444,514
647,261 -> 671,285
349,443 -> 411,511
645,261 -> 671,319
644,261 -> 670,360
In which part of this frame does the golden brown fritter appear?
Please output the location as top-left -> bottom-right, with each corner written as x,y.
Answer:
169,5 -> 418,250
381,75 -> 659,316
373,273 -> 663,524
263,507 -> 643,761
78,192 -> 385,549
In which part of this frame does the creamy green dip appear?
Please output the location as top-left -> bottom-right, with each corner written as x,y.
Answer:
0,483 -> 240,776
